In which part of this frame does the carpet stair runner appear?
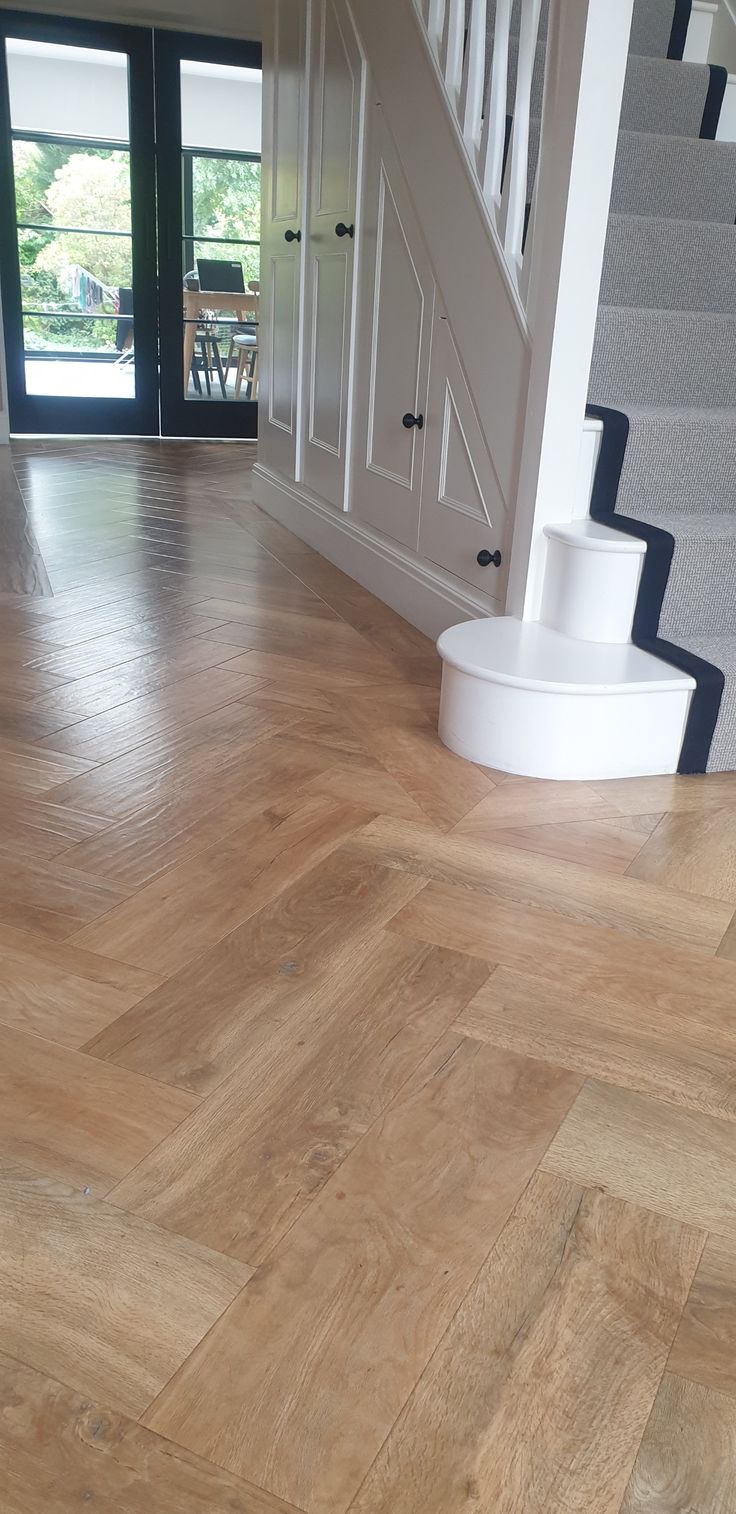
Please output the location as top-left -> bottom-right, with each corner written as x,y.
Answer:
490,0 -> 736,772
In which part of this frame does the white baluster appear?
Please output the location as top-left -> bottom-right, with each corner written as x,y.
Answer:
427,0 -> 447,54
501,0 -> 543,270
440,0 -> 466,101
459,0 -> 488,150
478,0 -> 511,214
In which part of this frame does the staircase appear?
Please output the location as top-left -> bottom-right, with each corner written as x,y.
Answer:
437,0 -> 736,779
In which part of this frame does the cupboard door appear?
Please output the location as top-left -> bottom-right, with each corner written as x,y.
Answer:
351,105 -> 434,551
302,0 -> 363,509
418,308 -> 509,599
259,0 -> 306,481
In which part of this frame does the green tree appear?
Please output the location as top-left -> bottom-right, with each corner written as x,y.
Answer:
191,155 -> 261,282
36,152 -> 132,290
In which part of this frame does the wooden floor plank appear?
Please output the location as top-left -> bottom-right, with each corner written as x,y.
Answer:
620,1374 -> 736,1513
0,923 -> 161,1047
0,1162 -> 251,1418
72,795 -> 369,974
669,1234 -> 736,1399
627,804 -> 736,902
144,1037 -> 580,1514
349,1173 -> 701,1514
456,962 -> 736,1121
0,1023 -> 197,1193
84,854 -> 424,1093
0,1354 -> 300,1514
346,815 -> 730,953
542,1080 -> 736,1243
109,937 -> 488,1262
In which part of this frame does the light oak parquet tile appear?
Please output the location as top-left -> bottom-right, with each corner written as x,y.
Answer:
350,1173 -> 702,1514
669,1234 -> 736,1399
621,1374 -> 736,1513
347,815 -> 730,953
33,635 -> 256,718
109,936 -> 489,1263
451,776 -> 620,831
0,1354 -> 300,1514
456,962 -> 736,1121
0,848 -> 131,941
627,804 -> 736,902
593,772 -> 736,817
44,699 -> 290,821
72,794 -> 369,974
0,1023 -> 197,1193
339,698 -> 495,829
0,1163 -> 251,1418
85,854 -> 424,1092
37,666 -> 265,763
144,1037 -> 581,1514
388,879 -> 736,1020
453,811 -> 661,873
543,1080 -> 736,1244
0,923 -> 160,1047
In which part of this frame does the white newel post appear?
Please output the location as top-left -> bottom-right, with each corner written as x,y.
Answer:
505,0 -> 634,621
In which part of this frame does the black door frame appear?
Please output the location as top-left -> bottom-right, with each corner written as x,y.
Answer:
154,29 -> 262,439
0,10 -> 159,436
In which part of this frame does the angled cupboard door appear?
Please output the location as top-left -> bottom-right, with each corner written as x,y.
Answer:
351,106 -> 434,551
302,0 -> 363,509
259,0 -> 307,480
418,308 -> 509,601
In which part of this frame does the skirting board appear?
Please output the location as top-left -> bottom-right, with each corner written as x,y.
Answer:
252,464 -> 500,641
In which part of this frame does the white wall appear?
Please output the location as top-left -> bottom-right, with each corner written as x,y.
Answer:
710,1 -> 736,72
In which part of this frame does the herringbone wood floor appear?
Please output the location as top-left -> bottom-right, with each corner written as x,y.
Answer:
2,439 -> 736,1512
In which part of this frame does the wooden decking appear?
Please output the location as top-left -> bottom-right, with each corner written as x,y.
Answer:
1,438 -> 735,1512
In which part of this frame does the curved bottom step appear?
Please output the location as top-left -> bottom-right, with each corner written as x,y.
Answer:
437,617 -> 695,780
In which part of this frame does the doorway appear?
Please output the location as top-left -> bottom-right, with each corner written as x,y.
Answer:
0,12 -> 261,438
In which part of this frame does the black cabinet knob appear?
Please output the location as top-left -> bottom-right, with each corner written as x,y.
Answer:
335,221 -> 354,238
402,412 -> 424,430
477,549 -> 502,568
284,228 -> 302,243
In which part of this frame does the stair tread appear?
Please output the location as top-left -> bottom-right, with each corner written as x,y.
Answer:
437,618 -> 694,694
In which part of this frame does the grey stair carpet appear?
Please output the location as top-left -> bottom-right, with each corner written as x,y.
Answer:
489,0 -> 689,57
483,0 -> 736,770
504,36 -> 716,136
584,0 -> 736,771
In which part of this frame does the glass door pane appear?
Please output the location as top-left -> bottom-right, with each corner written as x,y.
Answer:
155,32 -> 262,439
0,18 -> 158,436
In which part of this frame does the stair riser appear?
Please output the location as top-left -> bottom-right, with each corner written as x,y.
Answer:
661,546 -> 736,638
541,533 -> 643,644
439,668 -> 692,780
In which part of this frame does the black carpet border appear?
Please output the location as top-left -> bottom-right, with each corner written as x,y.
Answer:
586,404 -> 725,774
667,0 -> 693,60
701,65 -> 728,138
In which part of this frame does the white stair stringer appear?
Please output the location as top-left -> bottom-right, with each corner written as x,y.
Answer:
437,617 -> 695,780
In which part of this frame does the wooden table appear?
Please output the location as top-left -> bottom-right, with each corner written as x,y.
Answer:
182,290 -> 258,397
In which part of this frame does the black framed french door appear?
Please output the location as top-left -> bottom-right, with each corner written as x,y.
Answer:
0,10 -> 159,435
154,30 -> 262,439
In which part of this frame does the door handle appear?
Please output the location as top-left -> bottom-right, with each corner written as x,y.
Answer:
284,228 -> 302,243
402,412 -> 424,430
335,221 -> 354,238
477,549 -> 502,567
